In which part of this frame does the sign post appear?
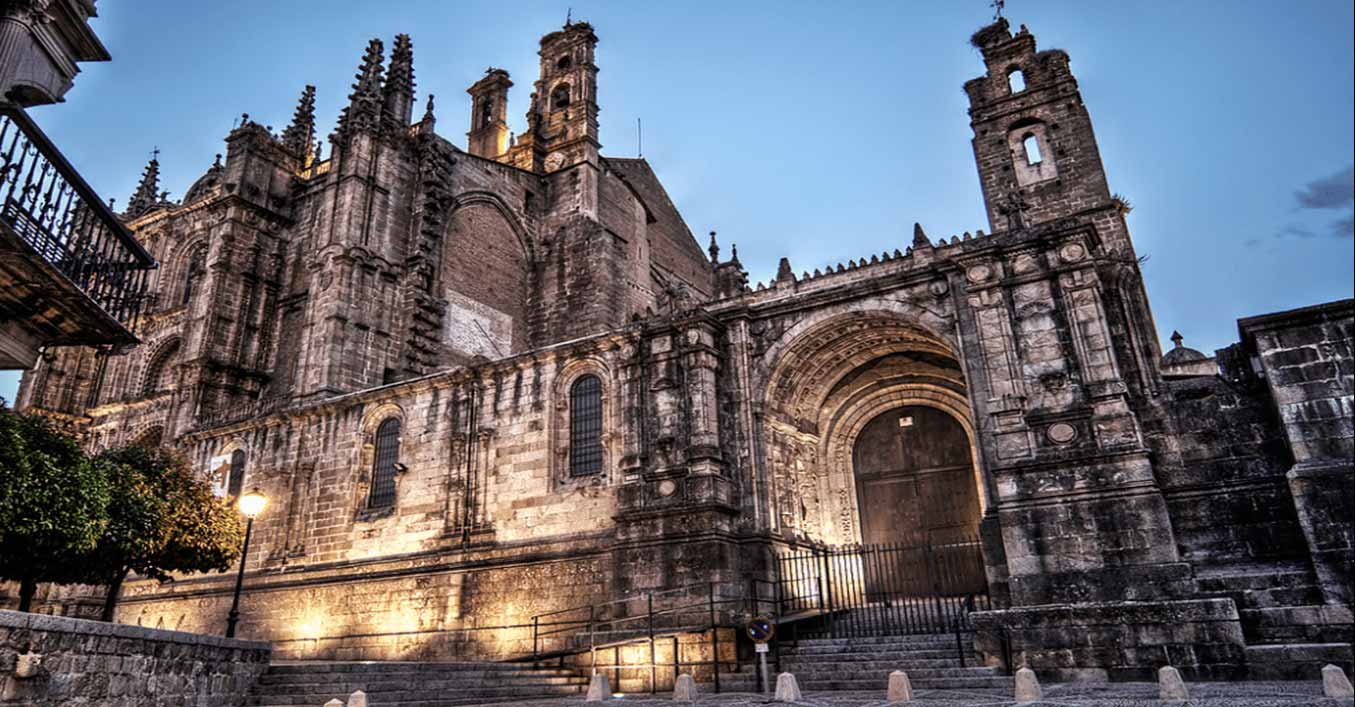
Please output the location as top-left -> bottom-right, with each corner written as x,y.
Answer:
745,616 -> 775,694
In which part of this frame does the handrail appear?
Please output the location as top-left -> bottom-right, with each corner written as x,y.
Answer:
0,103 -> 154,263
0,101 -> 157,333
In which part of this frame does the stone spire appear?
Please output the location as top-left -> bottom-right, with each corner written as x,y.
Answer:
334,38 -> 385,141
280,85 -> 317,157
383,33 -> 415,128
124,150 -> 162,219
912,222 -> 931,248
707,231 -> 720,264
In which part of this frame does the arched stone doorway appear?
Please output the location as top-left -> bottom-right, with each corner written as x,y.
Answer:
852,405 -> 982,547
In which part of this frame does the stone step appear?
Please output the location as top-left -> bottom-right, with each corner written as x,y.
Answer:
1193,562 -> 1324,609
247,685 -> 586,706
779,648 -> 968,661
263,661 -> 564,674
783,665 -> 1003,678
1241,605 -> 1354,645
779,656 -> 972,670
252,678 -> 589,695
257,671 -> 583,685
795,675 -> 1015,690
1244,642 -> 1355,681
246,661 -> 590,706
775,633 -> 961,646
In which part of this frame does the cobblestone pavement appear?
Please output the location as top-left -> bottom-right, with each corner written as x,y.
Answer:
459,682 -> 1353,707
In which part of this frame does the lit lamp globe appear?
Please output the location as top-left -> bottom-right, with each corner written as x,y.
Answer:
238,488 -> 267,518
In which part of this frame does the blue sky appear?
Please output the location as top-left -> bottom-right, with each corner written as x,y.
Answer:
3,1 -> 1352,404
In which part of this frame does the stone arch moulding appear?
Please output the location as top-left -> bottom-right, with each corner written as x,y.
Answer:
760,304 -> 960,426
353,401 -> 406,521
548,356 -> 619,491
818,382 -> 989,547
446,191 -> 536,263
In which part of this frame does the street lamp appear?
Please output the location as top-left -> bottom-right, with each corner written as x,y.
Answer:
225,487 -> 267,638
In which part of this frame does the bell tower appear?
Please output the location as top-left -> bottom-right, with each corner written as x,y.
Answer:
467,68 -> 512,159
527,20 -> 600,173
964,19 -> 1116,242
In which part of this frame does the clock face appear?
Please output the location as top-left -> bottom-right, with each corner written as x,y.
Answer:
544,152 -> 565,172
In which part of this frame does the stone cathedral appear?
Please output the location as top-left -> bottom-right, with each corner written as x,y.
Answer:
15,18 -> 1353,680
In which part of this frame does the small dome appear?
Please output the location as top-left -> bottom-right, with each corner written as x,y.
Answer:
183,154 -> 224,205
1161,330 -> 1207,366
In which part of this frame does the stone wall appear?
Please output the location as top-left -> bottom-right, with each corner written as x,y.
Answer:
0,609 -> 268,707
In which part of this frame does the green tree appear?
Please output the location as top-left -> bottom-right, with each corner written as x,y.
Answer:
0,409 -> 110,611
86,444 -> 244,621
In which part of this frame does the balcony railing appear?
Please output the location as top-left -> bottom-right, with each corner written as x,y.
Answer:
0,102 -> 156,333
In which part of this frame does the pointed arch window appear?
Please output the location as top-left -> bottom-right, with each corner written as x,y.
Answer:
227,449 -> 246,498
367,417 -> 401,508
142,339 -> 180,397
568,375 -> 603,476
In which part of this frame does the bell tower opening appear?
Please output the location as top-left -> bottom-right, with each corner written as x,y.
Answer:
851,405 -> 981,547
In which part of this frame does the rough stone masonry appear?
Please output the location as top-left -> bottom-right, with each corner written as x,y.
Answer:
9,14 -> 1353,681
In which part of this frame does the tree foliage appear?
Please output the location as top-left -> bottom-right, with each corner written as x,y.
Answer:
0,409 -> 111,611
86,444 -> 244,620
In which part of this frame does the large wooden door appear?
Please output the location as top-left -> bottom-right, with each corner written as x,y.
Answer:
852,406 -> 980,547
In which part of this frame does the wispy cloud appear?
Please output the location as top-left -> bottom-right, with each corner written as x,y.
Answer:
1275,165 -> 1354,240
1294,165 -> 1353,210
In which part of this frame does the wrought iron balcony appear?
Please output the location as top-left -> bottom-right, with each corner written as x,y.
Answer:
0,102 -> 156,363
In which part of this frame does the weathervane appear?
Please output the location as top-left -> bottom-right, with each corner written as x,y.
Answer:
992,0 -> 1005,20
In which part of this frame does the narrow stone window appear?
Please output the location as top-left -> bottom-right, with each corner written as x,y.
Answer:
1008,68 -> 1026,94
1022,133 -> 1043,165
181,247 -> 205,306
368,417 -> 401,508
552,83 -> 571,110
227,449 -> 246,498
568,375 -> 603,476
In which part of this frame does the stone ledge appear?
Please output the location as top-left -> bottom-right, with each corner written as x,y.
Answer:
0,608 -> 271,652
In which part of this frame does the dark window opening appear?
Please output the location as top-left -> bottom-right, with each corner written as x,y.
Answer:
182,248 -> 206,306
227,449 -> 246,498
551,84 -> 571,110
478,101 -> 493,128
557,55 -> 572,71
569,375 -> 603,476
368,418 -> 401,508
142,340 -> 180,397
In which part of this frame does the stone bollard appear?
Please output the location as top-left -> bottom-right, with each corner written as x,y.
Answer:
673,673 -> 698,701
345,690 -> 368,707
886,670 -> 914,703
1158,666 -> 1188,701
1014,667 -> 1041,703
774,672 -> 802,702
324,701 -> 343,707
586,672 -> 612,702
1324,664 -> 1355,698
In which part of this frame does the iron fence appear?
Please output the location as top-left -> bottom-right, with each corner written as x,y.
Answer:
774,537 -> 990,639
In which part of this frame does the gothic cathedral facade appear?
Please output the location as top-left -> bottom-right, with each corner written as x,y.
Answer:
15,18 -> 1353,679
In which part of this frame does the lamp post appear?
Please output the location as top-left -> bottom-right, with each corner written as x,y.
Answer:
225,487 -> 267,638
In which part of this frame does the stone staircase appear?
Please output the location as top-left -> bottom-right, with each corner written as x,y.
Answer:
245,661 -> 589,707
775,634 -> 1014,691
1194,561 -> 1354,680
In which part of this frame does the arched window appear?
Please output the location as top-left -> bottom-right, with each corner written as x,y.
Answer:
181,247 -> 205,306
478,100 -> 493,128
556,54 -> 572,71
1022,133 -> 1043,165
568,375 -> 603,476
551,83 -> 571,110
1007,68 -> 1026,94
367,417 -> 401,508
142,340 -> 180,397
227,449 -> 246,497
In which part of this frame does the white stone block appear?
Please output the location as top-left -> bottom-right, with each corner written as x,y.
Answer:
1324,664 -> 1355,698
1014,667 -> 1041,702
586,672 -> 611,702
324,701 -> 343,707
886,670 -> 913,702
673,673 -> 697,701
1158,666 -> 1188,701
774,672 -> 802,702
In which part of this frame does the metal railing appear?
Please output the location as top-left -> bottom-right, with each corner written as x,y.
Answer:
775,537 -> 991,640
529,581 -> 759,694
0,102 -> 156,332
